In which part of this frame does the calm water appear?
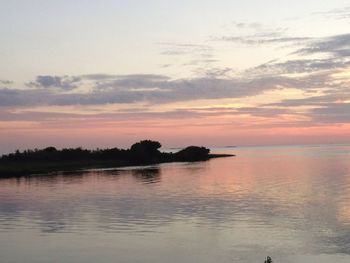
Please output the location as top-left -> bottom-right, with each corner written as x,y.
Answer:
1,144 -> 350,263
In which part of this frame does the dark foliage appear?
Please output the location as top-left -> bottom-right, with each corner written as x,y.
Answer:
0,141 -> 212,165
129,140 -> 162,163
0,140 -> 234,176
264,256 -> 272,263
174,146 -> 210,161
0,146 -> 128,163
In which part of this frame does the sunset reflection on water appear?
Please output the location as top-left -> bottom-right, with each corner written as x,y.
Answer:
0,144 -> 350,263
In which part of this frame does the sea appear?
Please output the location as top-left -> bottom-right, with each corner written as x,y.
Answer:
1,144 -> 350,263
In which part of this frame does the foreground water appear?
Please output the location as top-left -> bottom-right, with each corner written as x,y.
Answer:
1,144 -> 350,263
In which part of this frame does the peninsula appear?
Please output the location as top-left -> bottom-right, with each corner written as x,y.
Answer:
0,140 -> 234,177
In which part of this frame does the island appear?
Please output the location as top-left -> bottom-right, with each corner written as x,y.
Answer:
0,140 -> 234,177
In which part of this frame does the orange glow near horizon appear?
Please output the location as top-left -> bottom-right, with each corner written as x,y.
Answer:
2,79 -> 350,153
2,113 -> 350,153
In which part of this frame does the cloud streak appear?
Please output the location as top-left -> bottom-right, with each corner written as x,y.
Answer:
0,72 -> 331,108
294,33 -> 350,57
220,35 -> 311,45
251,58 -> 349,75
314,6 -> 350,20
28,75 -> 81,90
0,80 -> 13,85
217,23 -> 311,46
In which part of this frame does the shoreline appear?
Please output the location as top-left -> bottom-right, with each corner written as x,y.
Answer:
0,153 -> 234,178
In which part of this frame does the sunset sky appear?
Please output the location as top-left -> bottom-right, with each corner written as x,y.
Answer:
1,0 -> 350,153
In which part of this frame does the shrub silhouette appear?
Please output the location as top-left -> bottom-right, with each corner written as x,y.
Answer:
129,140 -> 162,163
175,146 -> 210,161
264,256 -> 272,263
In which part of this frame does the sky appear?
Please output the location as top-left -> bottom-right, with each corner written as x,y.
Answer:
1,0 -> 350,153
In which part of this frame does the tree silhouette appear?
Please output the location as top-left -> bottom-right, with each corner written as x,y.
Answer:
175,146 -> 210,161
130,140 -> 162,163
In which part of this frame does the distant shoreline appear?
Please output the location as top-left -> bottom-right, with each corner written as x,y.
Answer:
0,140 -> 234,177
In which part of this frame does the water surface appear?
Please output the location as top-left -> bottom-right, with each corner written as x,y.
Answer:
1,144 -> 350,263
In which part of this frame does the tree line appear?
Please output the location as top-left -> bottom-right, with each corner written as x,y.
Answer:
0,140 -> 211,165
